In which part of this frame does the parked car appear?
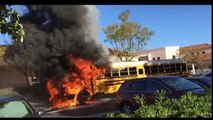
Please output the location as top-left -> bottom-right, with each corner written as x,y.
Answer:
0,94 -> 46,118
115,76 -> 204,114
199,70 -> 212,77
185,77 -> 212,88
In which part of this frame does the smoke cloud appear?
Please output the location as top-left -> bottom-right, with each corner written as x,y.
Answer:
20,5 -> 110,81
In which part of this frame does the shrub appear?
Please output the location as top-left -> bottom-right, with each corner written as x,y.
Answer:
107,89 -> 212,118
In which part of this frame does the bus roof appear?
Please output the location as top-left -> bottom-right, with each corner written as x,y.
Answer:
111,61 -> 148,68
146,59 -> 185,65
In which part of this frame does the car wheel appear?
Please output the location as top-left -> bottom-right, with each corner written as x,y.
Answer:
120,102 -> 134,114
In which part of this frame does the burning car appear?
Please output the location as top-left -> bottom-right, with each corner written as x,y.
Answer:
19,5 -> 110,109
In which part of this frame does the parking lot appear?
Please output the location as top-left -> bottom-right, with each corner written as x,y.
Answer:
38,97 -> 120,118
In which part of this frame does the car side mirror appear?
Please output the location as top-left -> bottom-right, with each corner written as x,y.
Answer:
37,109 -> 46,116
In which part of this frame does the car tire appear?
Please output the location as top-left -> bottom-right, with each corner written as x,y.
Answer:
120,102 -> 134,114
77,89 -> 90,105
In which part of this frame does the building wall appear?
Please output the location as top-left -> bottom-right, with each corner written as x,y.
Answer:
0,66 -> 28,89
9,69 -> 28,87
148,48 -> 166,60
136,46 -> 180,61
204,48 -> 211,53
0,69 -> 10,89
137,48 -> 166,61
165,46 -> 180,59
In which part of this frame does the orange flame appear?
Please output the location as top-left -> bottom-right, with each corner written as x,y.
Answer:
47,55 -> 106,109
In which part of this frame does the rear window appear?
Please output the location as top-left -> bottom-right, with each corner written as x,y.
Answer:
188,80 -> 206,88
200,71 -> 212,77
120,80 -> 146,91
200,78 -> 212,86
204,73 -> 211,77
188,78 -> 212,86
160,77 -> 202,91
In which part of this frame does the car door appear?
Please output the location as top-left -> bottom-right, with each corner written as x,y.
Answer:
121,80 -> 147,106
143,80 -> 170,104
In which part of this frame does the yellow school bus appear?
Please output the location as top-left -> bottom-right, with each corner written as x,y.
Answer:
94,61 -> 147,94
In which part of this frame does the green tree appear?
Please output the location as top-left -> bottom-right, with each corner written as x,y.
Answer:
103,10 -> 154,61
0,5 -> 25,43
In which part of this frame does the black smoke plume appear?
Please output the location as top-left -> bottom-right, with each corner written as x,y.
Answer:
20,5 -> 110,82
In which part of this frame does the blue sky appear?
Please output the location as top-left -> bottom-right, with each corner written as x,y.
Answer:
97,5 -> 212,50
0,5 -> 211,50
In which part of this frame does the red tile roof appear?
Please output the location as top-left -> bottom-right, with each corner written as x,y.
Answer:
203,53 -> 212,61
180,43 -> 212,61
180,43 -> 211,50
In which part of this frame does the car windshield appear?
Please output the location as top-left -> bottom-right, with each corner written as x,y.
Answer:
0,100 -> 35,117
160,77 -> 202,91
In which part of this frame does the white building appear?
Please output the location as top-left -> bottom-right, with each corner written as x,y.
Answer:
137,46 -> 180,61
108,46 -> 180,62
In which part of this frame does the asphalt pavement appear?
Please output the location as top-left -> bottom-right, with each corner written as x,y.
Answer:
31,96 -> 120,118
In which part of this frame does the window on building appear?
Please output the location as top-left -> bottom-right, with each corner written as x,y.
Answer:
202,51 -> 205,54
153,57 -> 155,60
157,57 -> 160,60
172,55 -> 176,59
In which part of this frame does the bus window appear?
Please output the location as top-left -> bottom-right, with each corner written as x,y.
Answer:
170,64 -> 176,72
129,67 -> 137,75
145,65 -> 151,74
94,62 -> 148,95
138,69 -> 144,74
104,71 -> 111,77
120,68 -> 128,76
158,65 -> 164,73
176,63 -> 181,71
181,63 -> 186,71
112,68 -> 119,77
165,64 -> 170,72
151,65 -> 158,74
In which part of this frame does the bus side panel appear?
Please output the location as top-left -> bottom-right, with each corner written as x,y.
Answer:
94,66 -> 147,94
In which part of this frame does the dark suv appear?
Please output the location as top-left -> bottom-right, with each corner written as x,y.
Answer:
0,94 -> 46,117
116,76 -> 204,114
